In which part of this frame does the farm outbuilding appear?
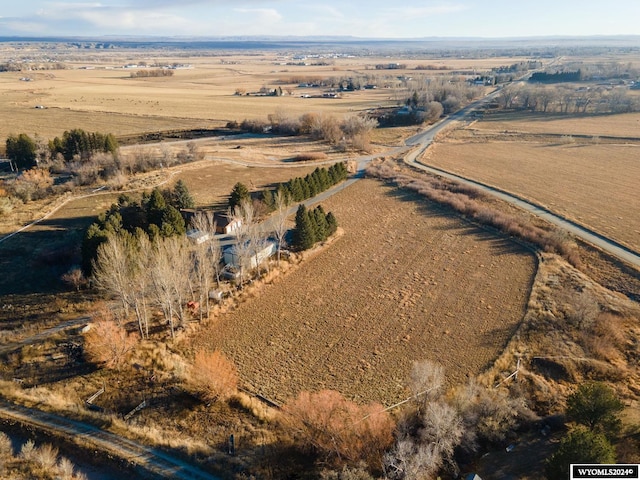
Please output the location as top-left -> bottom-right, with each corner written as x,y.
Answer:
186,229 -> 210,244
224,241 -> 276,270
214,213 -> 242,235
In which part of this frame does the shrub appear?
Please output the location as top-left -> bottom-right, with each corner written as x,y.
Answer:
290,152 -> 329,162
279,389 -> 395,468
187,350 -> 238,403
83,313 -> 137,371
0,432 -> 12,459
33,443 -> 58,471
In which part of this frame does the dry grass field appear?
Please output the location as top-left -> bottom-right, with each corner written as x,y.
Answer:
473,111 -> 640,137
199,179 -> 536,405
423,114 -> 640,253
0,51 -> 542,140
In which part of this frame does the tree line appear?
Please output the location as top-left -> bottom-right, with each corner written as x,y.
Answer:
5,129 -> 118,170
229,112 -> 378,151
228,162 -> 348,213
497,83 -> 639,114
530,70 -> 582,83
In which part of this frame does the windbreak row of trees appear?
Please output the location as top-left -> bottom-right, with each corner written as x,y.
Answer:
530,70 -> 582,83
49,129 -> 118,161
229,163 -> 348,213
274,163 -> 348,205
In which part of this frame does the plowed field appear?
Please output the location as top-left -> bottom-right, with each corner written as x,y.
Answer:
202,179 -> 536,405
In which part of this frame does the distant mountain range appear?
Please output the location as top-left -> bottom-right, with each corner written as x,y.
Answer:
1,35 -> 638,50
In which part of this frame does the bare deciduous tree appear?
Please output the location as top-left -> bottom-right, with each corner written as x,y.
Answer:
384,438 -> 439,480
230,199 -> 259,285
409,359 -> 444,413
92,232 -> 151,338
92,233 -> 134,318
190,210 -> 222,319
149,236 -> 192,338
272,190 -> 289,266
419,401 -> 463,474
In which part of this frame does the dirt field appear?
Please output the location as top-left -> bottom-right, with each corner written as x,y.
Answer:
424,116 -> 640,253
200,179 -> 536,405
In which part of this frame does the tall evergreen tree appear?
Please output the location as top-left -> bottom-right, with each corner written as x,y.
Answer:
172,180 -> 195,210
146,188 -> 167,228
104,133 -> 119,156
293,204 -> 316,250
160,205 -> 186,237
261,189 -> 275,212
312,206 -> 329,241
229,182 -> 251,209
546,427 -> 615,480
6,133 -> 37,169
326,211 -> 338,236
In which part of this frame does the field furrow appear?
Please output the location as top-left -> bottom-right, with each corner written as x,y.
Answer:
200,179 -> 536,405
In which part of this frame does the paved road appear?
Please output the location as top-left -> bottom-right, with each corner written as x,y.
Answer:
0,400 -> 220,480
400,90 -> 640,269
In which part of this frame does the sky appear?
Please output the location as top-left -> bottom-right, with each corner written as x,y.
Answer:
0,0 -> 638,39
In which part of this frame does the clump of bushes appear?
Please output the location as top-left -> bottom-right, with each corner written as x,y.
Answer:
289,152 -> 329,162
0,433 -> 87,479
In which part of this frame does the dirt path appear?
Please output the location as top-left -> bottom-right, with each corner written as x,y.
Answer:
0,316 -> 90,356
0,401 -> 220,480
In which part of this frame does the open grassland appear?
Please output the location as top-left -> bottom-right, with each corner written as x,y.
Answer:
0,51 -> 544,141
425,117 -> 640,253
0,60 -> 393,140
200,179 -> 536,405
473,111 -> 640,138
169,155 -> 326,208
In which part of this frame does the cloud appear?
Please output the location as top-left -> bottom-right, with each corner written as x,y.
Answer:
382,4 -> 468,18
0,19 -> 46,34
304,5 -> 344,20
233,8 -> 283,24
